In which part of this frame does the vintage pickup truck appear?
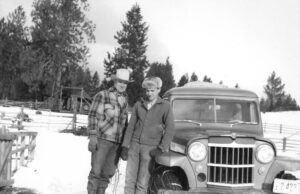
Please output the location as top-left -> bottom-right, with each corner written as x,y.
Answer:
148,82 -> 300,194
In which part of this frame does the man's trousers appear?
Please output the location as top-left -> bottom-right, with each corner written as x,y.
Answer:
124,141 -> 156,194
87,138 -> 120,194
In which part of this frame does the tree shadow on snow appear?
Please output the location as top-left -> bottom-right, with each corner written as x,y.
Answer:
59,126 -> 88,136
0,186 -> 37,194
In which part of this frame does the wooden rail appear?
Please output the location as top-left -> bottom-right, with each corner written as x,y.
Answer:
0,126 -> 15,187
0,125 -> 37,188
268,136 -> 300,154
263,122 -> 300,154
10,131 -> 37,173
263,122 -> 300,136
0,107 -> 88,132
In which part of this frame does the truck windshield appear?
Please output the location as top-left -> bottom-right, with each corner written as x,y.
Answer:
172,99 -> 258,124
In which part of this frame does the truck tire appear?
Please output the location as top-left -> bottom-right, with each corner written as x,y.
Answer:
148,166 -> 183,194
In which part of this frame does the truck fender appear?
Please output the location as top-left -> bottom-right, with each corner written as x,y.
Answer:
264,155 -> 300,186
154,151 -> 198,188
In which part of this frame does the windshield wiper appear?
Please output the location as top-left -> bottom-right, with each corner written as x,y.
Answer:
229,120 -> 257,127
175,120 -> 202,127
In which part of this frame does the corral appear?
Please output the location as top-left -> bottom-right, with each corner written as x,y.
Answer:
0,105 -> 300,194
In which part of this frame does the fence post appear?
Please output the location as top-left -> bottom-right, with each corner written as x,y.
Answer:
15,106 -> 25,130
282,137 -> 286,152
14,136 -> 19,172
80,88 -> 83,113
280,124 -> 282,134
0,112 -> 4,120
28,135 -> 37,161
35,99 -> 38,110
20,135 -> 25,166
0,125 -> 14,187
72,100 -> 77,131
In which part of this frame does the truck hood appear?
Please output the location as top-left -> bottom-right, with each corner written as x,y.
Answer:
172,122 -> 266,146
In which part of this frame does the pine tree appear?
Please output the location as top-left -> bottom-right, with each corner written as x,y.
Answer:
281,94 -> 300,111
146,57 -> 176,96
83,68 -> 92,95
177,73 -> 189,87
164,57 -> 176,92
90,71 -> 100,97
0,6 -> 28,99
203,75 -> 212,83
261,71 -> 300,112
31,0 -> 95,111
72,67 -> 85,87
21,46 -> 48,100
99,79 -> 113,92
190,72 -> 198,82
103,4 -> 149,106
259,98 -> 270,112
263,71 -> 285,111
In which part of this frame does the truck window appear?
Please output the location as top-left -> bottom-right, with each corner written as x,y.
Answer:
173,99 -> 214,122
215,99 -> 258,123
173,99 -> 258,124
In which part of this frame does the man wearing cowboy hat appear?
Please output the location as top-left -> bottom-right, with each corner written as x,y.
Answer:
87,68 -> 131,194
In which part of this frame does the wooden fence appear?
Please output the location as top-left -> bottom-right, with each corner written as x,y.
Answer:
0,126 -> 37,188
0,126 -> 14,187
10,131 -> 38,173
0,108 -> 87,132
263,122 -> 300,154
0,99 -> 48,110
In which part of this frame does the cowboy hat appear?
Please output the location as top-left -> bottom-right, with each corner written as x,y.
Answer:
111,68 -> 132,83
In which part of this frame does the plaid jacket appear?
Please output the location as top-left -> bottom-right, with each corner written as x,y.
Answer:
88,87 -> 128,143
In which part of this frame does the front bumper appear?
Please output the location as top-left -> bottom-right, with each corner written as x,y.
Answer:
158,188 -> 274,194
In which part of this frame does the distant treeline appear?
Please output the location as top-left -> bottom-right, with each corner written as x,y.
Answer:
259,71 -> 299,112
0,2 -> 298,112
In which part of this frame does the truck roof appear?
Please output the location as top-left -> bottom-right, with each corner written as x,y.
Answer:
164,82 -> 258,99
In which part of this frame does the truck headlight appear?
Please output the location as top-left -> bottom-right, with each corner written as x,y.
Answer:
256,144 -> 274,164
188,142 -> 207,161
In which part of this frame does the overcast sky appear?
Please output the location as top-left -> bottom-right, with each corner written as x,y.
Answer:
1,0 -> 300,103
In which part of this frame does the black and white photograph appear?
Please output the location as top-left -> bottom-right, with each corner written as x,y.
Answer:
0,0 -> 300,194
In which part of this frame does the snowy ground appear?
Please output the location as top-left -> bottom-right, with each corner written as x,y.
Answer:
0,106 -> 125,194
0,106 -> 300,194
261,111 -> 300,127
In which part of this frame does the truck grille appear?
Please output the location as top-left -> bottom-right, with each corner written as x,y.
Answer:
207,142 -> 255,187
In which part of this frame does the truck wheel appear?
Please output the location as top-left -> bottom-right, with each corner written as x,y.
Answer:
148,166 -> 183,194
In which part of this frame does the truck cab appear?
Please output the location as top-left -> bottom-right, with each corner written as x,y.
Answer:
148,82 -> 300,194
